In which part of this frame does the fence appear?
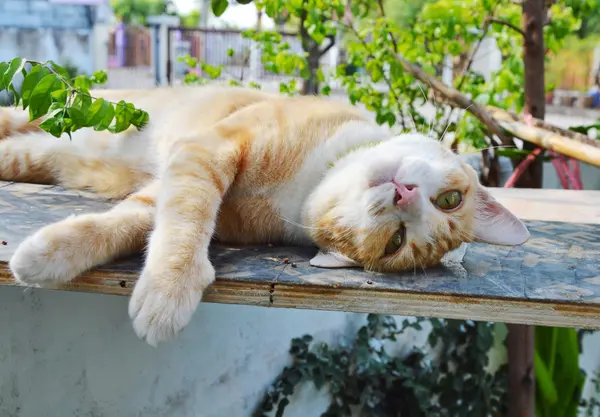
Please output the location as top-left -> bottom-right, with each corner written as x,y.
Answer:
166,27 -> 307,86
101,25 -> 341,91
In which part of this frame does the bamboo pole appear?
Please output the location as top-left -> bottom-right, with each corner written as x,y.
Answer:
488,106 -> 600,168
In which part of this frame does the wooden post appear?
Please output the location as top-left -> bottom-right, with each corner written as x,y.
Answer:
507,0 -> 546,415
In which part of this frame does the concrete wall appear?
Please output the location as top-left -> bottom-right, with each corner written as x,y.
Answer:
2,286 -> 597,416
0,0 -> 94,30
0,27 -> 93,75
0,287 -> 375,417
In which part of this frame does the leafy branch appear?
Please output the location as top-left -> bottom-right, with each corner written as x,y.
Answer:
0,58 -> 149,138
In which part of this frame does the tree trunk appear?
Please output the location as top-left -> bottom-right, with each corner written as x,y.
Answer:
512,0 -> 546,188
508,324 -> 536,417
301,52 -> 320,95
507,1 -> 546,416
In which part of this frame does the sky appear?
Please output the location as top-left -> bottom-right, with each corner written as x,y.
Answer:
172,0 -> 274,29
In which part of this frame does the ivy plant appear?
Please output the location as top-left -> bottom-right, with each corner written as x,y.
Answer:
253,314 -> 508,417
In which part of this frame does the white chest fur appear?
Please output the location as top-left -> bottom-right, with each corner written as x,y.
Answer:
269,120 -> 393,245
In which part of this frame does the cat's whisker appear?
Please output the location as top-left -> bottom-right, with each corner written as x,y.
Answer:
406,107 -> 419,134
460,144 -> 517,156
415,82 -> 433,137
275,214 -> 328,231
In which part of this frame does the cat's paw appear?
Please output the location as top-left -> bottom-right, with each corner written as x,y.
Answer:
128,259 -> 215,346
9,231 -> 78,286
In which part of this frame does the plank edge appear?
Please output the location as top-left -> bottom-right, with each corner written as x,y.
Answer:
2,264 -> 600,329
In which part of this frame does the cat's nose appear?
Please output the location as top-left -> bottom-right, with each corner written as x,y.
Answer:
393,182 -> 419,207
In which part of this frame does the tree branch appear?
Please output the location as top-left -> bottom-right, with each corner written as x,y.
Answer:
319,35 -> 336,57
394,53 -> 514,146
393,54 -> 600,167
443,6 -> 499,147
486,17 -> 527,39
346,23 -> 408,130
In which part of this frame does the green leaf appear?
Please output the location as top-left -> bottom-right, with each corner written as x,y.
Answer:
68,93 -> 92,128
73,74 -> 93,91
46,60 -> 71,82
28,73 -> 64,120
109,100 -> 136,133
3,58 -> 27,101
91,70 -> 108,85
94,102 -> 115,131
211,0 -> 229,16
39,110 -> 67,138
85,97 -> 110,127
3,58 -> 26,90
21,65 -> 50,110
0,61 -> 9,91
131,109 -> 149,129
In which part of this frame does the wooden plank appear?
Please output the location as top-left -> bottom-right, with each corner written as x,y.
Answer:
1,181 -> 600,328
487,187 -> 600,224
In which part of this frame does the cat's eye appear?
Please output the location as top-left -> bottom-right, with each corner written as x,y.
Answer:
384,225 -> 406,256
434,190 -> 463,211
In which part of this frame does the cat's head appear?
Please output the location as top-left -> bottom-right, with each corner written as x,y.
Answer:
304,133 -> 530,272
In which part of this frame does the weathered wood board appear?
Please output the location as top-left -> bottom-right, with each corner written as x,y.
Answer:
1,181 -> 600,328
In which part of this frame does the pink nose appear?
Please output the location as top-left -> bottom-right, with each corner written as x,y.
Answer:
393,181 -> 419,207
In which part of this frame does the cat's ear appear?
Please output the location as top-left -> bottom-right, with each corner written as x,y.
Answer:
310,250 -> 362,268
472,185 -> 530,246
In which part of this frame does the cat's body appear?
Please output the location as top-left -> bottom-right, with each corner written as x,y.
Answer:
0,86 -> 530,346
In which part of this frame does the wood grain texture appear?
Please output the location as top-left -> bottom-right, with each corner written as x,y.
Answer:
1,181 -> 600,328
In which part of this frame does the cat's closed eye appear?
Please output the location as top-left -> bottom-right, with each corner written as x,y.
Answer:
383,224 -> 406,256
433,190 -> 463,211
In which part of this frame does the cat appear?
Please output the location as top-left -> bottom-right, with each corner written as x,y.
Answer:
0,85 -> 530,346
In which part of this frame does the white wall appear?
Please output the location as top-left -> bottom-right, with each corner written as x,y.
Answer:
0,286 -> 375,417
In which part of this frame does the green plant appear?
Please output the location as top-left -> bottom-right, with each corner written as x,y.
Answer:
581,370 -> 600,416
110,0 -> 177,25
534,326 -> 587,417
199,0 -> 583,186
253,315 -> 508,417
0,59 -> 149,138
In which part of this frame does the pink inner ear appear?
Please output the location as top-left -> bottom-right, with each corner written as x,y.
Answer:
472,186 -> 530,246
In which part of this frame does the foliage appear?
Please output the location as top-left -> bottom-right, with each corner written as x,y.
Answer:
534,326 -> 587,417
181,9 -> 201,28
581,370 -> 600,416
545,34 -> 600,92
0,59 -> 148,138
253,314 -> 508,417
565,0 -> 600,38
110,0 -> 177,25
203,0 -> 581,158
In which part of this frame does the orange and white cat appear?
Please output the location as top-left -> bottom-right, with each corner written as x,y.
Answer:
0,86 -> 529,346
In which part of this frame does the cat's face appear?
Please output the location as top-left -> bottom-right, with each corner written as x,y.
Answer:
305,134 -> 530,272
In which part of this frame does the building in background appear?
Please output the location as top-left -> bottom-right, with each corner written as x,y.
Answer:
0,0 -> 113,75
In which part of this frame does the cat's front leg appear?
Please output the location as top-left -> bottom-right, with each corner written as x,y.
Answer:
129,139 -> 239,346
10,181 -> 158,285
